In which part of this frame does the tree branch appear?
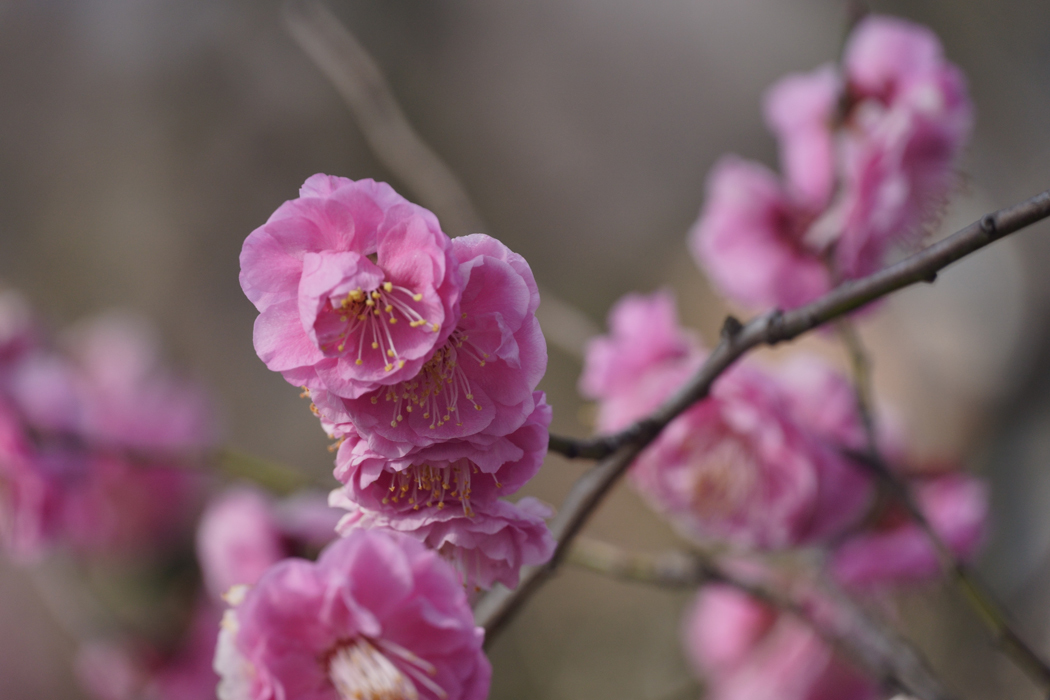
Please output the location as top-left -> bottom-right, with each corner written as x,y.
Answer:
481,191 -> 1050,700
567,539 -> 958,700
546,195 -> 1050,462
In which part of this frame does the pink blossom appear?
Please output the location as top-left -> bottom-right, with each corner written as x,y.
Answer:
197,488 -> 287,600
66,313 -> 217,451
0,398 -> 57,560
240,175 -> 462,400
332,494 -> 555,591
829,16 -> 973,278
579,290 -> 702,432
77,604 -> 223,700
689,157 -> 833,311
582,292 -> 872,549
683,585 -> 878,700
333,394 -> 550,517
0,312 -> 213,560
629,362 -> 871,549
332,233 -> 546,452
214,529 -> 490,700
763,64 -> 841,212
691,16 -> 971,309
197,487 -> 343,600
0,290 -> 39,370
830,473 -> 987,590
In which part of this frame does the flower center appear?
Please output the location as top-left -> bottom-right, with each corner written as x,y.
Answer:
686,435 -> 756,515
381,459 -> 500,516
328,638 -> 445,700
319,282 -> 439,373
371,329 -> 489,429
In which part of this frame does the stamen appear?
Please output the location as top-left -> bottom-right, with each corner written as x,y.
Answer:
328,639 -> 420,700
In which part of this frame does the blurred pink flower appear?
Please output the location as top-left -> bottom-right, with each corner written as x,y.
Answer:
0,309 -> 215,561
197,488 -> 286,600
830,473 -> 987,590
683,585 -> 878,700
691,15 -> 971,309
332,493 -> 555,590
827,16 -> 973,278
630,361 -> 872,549
214,529 -> 490,700
240,174 -> 462,400
335,234 -> 546,453
197,487 -> 343,600
579,290 -> 702,432
763,64 -> 841,212
333,394 -> 550,517
582,292 -> 873,549
77,604 -> 224,700
689,157 -> 833,311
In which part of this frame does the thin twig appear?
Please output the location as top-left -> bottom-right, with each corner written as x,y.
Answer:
546,195 -> 1050,463
482,192 -> 1050,700
836,319 -> 1050,691
568,539 -> 957,700
284,0 -> 484,236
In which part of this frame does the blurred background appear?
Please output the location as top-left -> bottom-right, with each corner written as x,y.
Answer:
2,0 -> 1050,697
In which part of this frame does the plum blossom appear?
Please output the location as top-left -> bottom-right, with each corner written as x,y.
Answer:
76,604 -> 224,700
332,493 -> 555,590
683,585 -> 878,700
332,394 -> 550,518
239,175 -> 462,399
581,291 -> 873,549
0,310 -> 215,560
830,473 -> 987,590
326,233 -> 546,453
197,486 -> 342,600
691,15 -> 971,310
579,290 -> 702,432
214,528 -> 490,700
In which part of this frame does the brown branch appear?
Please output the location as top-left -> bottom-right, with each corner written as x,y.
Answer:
546,194 -> 1050,462
567,539 -> 957,700
283,0 -> 486,237
481,191 -> 1050,700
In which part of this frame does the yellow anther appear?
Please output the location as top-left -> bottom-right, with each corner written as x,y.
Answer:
431,323 -> 440,332
389,318 -> 397,324
357,313 -> 366,321
383,281 -> 393,292
355,359 -> 363,365
412,293 -> 423,301
372,342 -> 379,349
387,349 -> 395,357
384,364 -> 394,372
340,316 -> 348,322
337,343 -> 345,351
384,305 -> 393,313
349,288 -> 365,302
366,299 -> 375,307
371,291 -> 382,299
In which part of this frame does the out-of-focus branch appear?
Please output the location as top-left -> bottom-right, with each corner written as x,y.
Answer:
213,447 -> 325,494
546,191 -> 1050,462
568,539 -> 958,700
284,0 -> 484,236
483,191 -> 1050,700
837,321 -> 1050,692
283,0 -> 600,361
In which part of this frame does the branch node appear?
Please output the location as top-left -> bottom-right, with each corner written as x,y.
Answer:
981,214 -> 998,239
923,271 -> 938,284
720,315 -> 744,342
765,309 -> 787,345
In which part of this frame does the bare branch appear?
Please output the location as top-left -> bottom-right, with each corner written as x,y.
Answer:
283,0 -> 485,236
567,539 -> 958,700
546,194 -> 1050,462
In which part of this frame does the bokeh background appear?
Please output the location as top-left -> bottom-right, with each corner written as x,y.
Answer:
2,0 -> 1050,697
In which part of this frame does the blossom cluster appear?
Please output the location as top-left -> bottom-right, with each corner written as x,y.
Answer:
216,174 -> 557,700
0,292 -> 215,560
692,15 -> 972,310
581,15 -> 988,699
